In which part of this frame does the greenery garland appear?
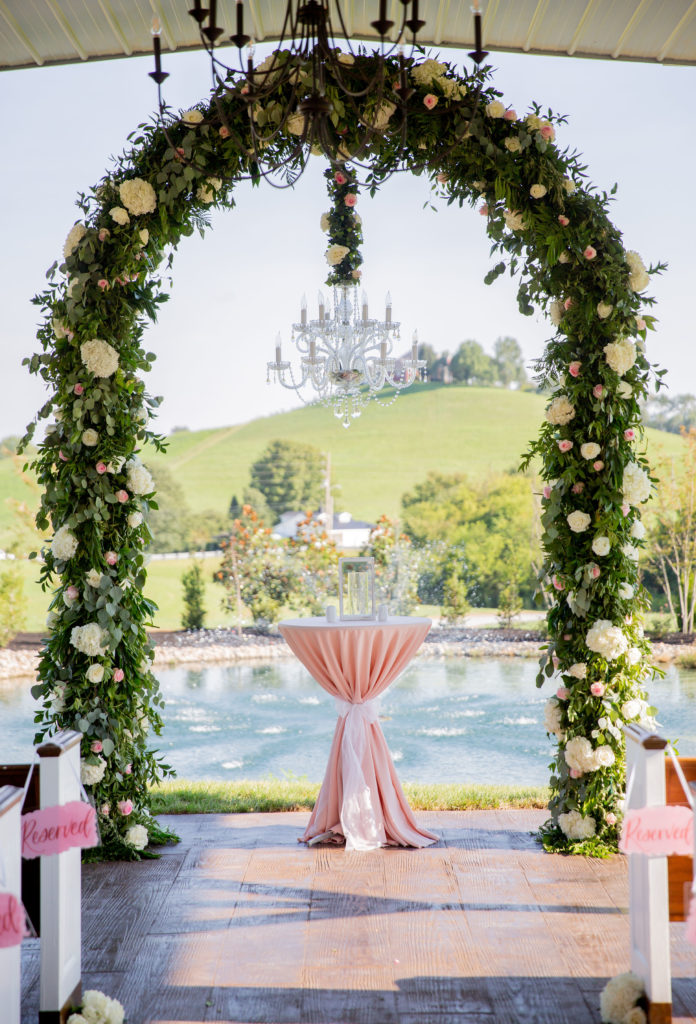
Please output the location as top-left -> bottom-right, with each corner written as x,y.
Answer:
21,48 -> 661,858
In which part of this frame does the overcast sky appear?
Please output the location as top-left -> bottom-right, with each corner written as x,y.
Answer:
1,41 -> 694,441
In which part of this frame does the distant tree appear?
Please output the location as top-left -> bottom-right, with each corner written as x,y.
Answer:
242,486 -> 274,527
249,440 -> 325,521
642,392 -> 696,434
416,343 -> 438,374
228,494 -> 243,518
0,566 -> 27,647
147,464 -> 191,553
181,563 -> 206,630
188,509 -> 229,551
0,436 -> 20,458
493,336 -> 527,388
451,340 -> 496,385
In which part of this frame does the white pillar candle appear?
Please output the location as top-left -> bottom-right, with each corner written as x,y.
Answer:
385,291 -> 392,324
309,340 -> 316,360
380,341 -> 387,361
301,293 -> 307,325
275,332 -> 282,365
318,290 -> 325,321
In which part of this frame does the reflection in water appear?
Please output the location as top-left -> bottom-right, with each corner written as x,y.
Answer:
2,658 -> 695,785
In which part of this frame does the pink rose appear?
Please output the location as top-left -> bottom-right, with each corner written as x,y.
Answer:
334,171 -> 347,185
540,123 -> 555,141
219,125 -> 230,138
590,682 -> 605,696
423,94 -> 438,110
344,193 -> 357,208
557,439 -> 573,452
635,316 -> 646,331
65,585 -> 79,601
563,297 -> 573,310
96,462 -> 107,474
100,803 -> 110,817
113,668 -> 125,683
117,799 -> 133,816
98,228 -> 110,242
105,551 -> 118,566
624,429 -> 635,441
590,565 -> 601,579
592,384 -> 604,398
97,279 -> 109,290
558,215 -> 569,227
437,173 -> 449,183
74,383 -> 84,395
568,361 -> 581,377
91,740 -> 103,753
583,246 -> 597,260
621,503 -> 630,517
569,768 -> 583,779
542,485 -> 552,499
175,147 -> 185,159
571,482 -> 584,494
556,687 -> 570,700
125,764 -> 132,775
116,489 -> 129,503
59,450 -> 68,462
593,460 -> 604,472
241,84 -> 249,95
504,108 -> 517,120
552,576 -> 564,591
563,634 -> 572,641
606,812 -> 617,826
479,204 -> 489,216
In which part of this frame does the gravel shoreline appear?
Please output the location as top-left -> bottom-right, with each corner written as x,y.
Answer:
1,625 -> 692,680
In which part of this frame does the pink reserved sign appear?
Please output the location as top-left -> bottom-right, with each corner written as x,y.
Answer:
619,805 -> 693,856
22,801 -> 98,860
0,893 -> 29,948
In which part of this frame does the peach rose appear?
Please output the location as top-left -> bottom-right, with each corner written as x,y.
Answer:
568,361 -> 581,377
583,246 -> 597,260
590,682 -> 605,696
558,215 -> 569,227
423,94 -> 438,110
558,439 -> 573,453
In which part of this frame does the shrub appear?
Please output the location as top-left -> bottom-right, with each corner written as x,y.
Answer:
0,565 -> 28,647
181,562 -> 206,630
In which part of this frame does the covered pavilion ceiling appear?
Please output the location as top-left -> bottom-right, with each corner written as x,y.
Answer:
1,0 -> 696,72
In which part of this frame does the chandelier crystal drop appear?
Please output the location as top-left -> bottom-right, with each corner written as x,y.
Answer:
267,283 -> 427,428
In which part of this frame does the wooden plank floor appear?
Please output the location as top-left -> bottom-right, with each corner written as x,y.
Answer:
20,810 -> 696,1024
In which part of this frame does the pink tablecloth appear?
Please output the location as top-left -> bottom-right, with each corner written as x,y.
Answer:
279,616 -> 438,851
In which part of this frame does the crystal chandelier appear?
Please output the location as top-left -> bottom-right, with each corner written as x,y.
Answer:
268,283 -> 426,428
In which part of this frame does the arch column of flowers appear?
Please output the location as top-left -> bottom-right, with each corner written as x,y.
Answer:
22,51 -> 659,858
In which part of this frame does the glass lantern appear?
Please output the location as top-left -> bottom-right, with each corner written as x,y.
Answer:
339,557 -> 376,621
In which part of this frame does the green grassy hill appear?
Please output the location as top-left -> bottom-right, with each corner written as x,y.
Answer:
147,384 -> 683,521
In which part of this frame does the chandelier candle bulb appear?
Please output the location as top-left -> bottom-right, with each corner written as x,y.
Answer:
362,293 -> 369,321
275,334 -> 282,365
318,291 -> 325,321
385,292 -> 392,324
309,340 -> 316,360
301,294 -> 307,325
380,341 -> 387,361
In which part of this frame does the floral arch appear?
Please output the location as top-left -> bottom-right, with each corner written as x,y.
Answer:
22,51 -> 660,859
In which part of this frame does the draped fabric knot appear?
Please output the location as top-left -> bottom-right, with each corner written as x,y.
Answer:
334,696 -> 386,851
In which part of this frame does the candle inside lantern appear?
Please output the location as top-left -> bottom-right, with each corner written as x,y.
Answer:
301,293 -> 307,325
385,291 -> 392,324
362,291 -> 369,321
275,333 -> 282,365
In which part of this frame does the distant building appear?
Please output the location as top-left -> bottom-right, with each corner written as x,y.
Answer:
272,510 -> 373,551
430,354 -> 455,384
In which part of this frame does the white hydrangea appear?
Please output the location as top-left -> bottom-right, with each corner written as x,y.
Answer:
119,177 -> 157,216
543,697 -> 564,738
81,989 -> 125,1024
80,758 -> 106,786
197,177 -> 223,203
86,569 -> 102,588
586,619 -> 628,660
326,243 -> 350,266
126,459 -> 154,495
567,511 -> 591,533
63,222 -> 87,259
604,338 -> 636,376
109,206 -> 130,226
86,663 -> 105,683
82,429 -> 99,447
580,442 -> 601,459
411,59 -> 448,86
52,524 -> 78,561
71,623 -> 108,657
623,462 -> 651,506
549,299 -> 564,326
564,736 -> 597,774
599,972 -> 645,1024
567,663 -> 587,679
124,824 -> 149,851
320,212 -> 330,232
128,510 -> 144,528
558,809 -> 596,841
625,250 -> 650,292
503,209 -> 527,232
80,339 -> 119,378
545,395 -> 575,425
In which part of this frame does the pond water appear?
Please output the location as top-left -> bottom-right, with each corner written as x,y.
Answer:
2,658 -> 694,786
